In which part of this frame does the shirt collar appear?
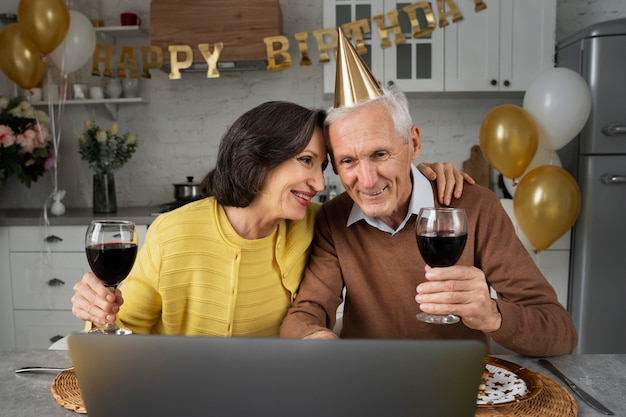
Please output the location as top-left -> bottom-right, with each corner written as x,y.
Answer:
346,164 -> 435,235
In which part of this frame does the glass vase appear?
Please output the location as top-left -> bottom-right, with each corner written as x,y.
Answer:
93,171 -> 117,214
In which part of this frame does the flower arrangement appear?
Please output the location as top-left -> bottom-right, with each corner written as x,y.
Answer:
78,118 -> 138,174
0,96 -> 54,188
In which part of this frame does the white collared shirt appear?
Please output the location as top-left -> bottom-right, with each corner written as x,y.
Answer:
346,164 -> 435,235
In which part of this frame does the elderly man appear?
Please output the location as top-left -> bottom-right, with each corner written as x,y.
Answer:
279,30 -> 577,357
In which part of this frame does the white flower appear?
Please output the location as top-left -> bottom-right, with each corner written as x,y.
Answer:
96,130 -> 108,143
84,118 -> 94,130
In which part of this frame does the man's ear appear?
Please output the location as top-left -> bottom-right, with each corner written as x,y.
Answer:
409,125 -> 421,161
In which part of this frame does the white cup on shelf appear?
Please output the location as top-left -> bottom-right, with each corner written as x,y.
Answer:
105,78 -> 123,98
73,84 -> 88,99
25,88 -> 43,102
89,86 -> 104,100
122,78 -> 139,98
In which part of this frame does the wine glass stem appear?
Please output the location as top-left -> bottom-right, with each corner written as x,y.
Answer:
103,286 -> 119,332
101,322 -> 121,333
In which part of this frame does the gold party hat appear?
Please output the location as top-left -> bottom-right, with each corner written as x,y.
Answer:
334,28 -> 383,108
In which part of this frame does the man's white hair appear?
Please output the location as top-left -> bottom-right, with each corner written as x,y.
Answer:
325,86 -> 414,144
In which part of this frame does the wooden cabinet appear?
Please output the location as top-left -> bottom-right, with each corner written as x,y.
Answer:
323,0 -> 556,93
444,0 -> 556,92
0,224 -> 147,349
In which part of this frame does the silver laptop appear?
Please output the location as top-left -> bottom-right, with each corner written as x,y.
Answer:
68,333 -> 486,417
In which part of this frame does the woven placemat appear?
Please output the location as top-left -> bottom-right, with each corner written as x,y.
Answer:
50,369 -> 86,414
49,367 -> 575,416
475,372 -> 578,417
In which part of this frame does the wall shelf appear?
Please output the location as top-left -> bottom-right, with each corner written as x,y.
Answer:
31,97 -> 144,106
95,25 -> 147,39
31,97 -> 145,119
29,26 -> 150,119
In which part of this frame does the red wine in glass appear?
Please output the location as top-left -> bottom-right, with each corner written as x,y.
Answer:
85,220 -> 138,335
86,242 -> 138,287
415,208 -> 468,325
416,232 -> 467,267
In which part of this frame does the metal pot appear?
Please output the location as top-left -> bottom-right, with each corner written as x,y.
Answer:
173,176 -> 202,202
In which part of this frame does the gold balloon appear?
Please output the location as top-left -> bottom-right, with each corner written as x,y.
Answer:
479,104 -> 539,180
513,165 -> 581,251
17,0 -> 69,55
0,23 -> 46,89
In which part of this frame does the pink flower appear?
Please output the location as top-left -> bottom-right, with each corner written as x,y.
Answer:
16,129 -> 37,153
0,125 -> 16,147
44,152 -> 58,171
32,124 -> 51,148
0,96 -> 53,188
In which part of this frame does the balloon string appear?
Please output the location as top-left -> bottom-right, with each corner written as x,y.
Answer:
42,65 -> 66,220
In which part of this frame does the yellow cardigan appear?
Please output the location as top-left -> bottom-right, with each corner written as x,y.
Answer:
116,197 -> 321,336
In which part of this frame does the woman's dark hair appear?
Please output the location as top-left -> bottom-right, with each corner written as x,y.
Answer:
200,101 -> 326,207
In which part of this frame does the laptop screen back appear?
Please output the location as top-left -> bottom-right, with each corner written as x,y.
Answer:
68,334 -> 486,417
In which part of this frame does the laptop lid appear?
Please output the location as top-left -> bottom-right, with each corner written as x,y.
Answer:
68,333 -> 486,417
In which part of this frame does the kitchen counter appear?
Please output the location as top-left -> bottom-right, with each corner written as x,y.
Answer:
1,349 -> 624,417
0,207 -> 158,226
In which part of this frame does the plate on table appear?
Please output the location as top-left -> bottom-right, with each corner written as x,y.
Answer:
476,356 -> 542,407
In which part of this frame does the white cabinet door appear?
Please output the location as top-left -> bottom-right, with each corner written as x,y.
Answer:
9,224 -> 148,251
323,0 -> 444,94
10,252 -> 90,310
323,0 -> 383,95
0,227 -> 15,350
324,0 -> 555,94
444,0 -> 556,92
3,223 -> 148,349
14,310 -> 84,350
9,225 -> 86,252
444,1 -> 500,91
381,1 -> 444,92
500,0 -> 557,92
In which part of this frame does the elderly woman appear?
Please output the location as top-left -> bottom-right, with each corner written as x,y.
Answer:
71,101 -> 470,336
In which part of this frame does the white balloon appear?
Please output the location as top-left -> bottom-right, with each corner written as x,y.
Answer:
523,67 -> 592,151
49,11 -> 96,74
503,147 -> 561,197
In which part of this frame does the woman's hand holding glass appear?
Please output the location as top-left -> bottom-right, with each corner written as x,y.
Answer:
71,272 -> 125,329
82,220 -> 137,335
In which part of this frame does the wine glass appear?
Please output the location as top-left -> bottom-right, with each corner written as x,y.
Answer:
415,208 -> 468,325
85,220 -> 138,335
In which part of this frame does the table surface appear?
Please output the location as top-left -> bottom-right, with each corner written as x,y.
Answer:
1,349 -> 624,417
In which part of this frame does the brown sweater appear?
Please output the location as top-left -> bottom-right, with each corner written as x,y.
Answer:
280,182 -> 578,357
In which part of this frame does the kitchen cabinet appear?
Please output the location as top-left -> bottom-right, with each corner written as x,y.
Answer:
444,0 -> 556,92
323,0 -> 445,94
323,0 -> 556,93
31,26 -> 149,119
0,224 -> 147,349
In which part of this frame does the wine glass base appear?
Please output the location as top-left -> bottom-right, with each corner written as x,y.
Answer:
88,326 -> 133,335
416,312 -> 460,325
